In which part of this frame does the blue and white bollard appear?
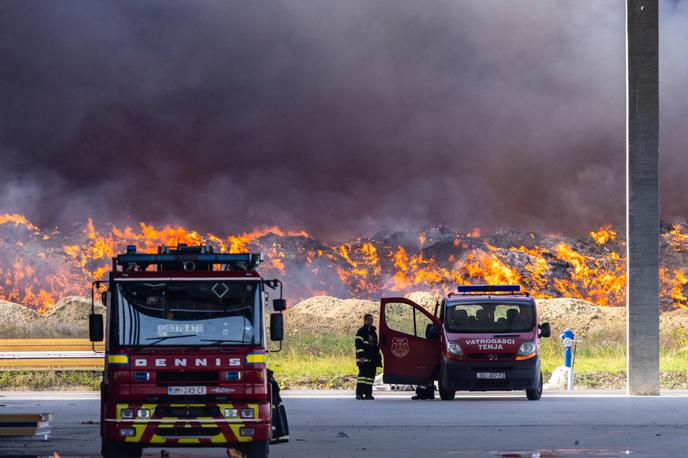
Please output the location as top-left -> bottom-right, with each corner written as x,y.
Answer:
560,328 -> 575,390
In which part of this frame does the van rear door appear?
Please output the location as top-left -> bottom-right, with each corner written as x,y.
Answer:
379,297 -> 441,385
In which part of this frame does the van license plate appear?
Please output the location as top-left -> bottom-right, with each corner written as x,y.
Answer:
476,372 -> 506,380
167,386 -> 207,395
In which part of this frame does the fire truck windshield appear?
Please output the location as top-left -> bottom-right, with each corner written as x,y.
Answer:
113,280 -> 262,346
444,301 -> 534,333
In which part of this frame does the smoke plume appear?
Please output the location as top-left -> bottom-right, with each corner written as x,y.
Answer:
0,1 -> 686,239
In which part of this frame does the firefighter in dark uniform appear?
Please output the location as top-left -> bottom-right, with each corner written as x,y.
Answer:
267,369 -> 289,443
355,313 -> 381,400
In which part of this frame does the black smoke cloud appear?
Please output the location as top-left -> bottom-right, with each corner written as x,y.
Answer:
0,1 -> 685,239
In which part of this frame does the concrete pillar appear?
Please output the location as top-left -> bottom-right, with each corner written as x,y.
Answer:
626,0 -> 659,396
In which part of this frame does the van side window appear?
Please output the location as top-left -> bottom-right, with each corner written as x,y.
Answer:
385,302 -> 433,340
384,302 -> 415,336
414,309 -> 433,340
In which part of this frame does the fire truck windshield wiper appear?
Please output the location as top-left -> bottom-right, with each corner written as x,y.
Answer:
199,339 -> 248,345
144,334 -> 197,345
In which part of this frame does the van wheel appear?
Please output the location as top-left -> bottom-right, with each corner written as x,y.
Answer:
526,372 -> 543,401
102,440 -> 141,458
245,440 -> 269,458
438,379 -> 456,401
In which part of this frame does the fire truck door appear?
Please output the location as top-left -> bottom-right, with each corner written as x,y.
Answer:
379,297 -> 441,385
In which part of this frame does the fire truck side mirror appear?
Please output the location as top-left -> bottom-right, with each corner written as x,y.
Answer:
270,313 -> 284,341
89,314 -> 104,342
538,322 -> 551,338
273,299 -> 287,312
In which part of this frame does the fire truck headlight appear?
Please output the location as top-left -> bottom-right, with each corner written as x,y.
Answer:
134,372 -> 150,382
239,427 -> 256,437
240,408 -> 255,419
224,408 -> 238,418
225,371 -> 241,381
120,427 -> 136,437
136,409 -> 151,419
120,409 -> 135,419
446,341 -> 463,356
517,342 -> 536,356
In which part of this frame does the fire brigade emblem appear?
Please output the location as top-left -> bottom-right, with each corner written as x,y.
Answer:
391,337 -> 410,359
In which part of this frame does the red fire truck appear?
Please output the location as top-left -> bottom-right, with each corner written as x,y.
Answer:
88,244 -> 287,457
379,285 -> 551,400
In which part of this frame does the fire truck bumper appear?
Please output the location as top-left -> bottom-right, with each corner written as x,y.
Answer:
440,355 -> 541,391
105,420 -> 271,446
103,402 -> 271,446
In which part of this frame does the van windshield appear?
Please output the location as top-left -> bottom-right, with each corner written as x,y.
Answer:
444,301 -> 534,333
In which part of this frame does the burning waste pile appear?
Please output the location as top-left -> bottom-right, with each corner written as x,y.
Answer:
3,213 -> 688,313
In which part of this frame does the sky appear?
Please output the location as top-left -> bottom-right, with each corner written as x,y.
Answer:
0,0 -> 686,240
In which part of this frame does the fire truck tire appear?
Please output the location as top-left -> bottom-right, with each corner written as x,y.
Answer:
438,379 -> 456,401
102,440 -> 142,458
126,445 -> 143,458
244,440 -> 269,458
526,372 -> 543,401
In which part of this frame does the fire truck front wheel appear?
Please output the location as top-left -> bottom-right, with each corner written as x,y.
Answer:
244,440 -> 269,458
102,440 -> 142,458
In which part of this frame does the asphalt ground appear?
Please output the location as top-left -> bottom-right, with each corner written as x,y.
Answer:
1,390 -> 687,457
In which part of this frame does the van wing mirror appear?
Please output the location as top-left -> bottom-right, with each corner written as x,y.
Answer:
425,323 -> 439,339
273,299 -> 287,312
89,314 -> 104,342
270,313 -> 284,341
539,322 -> 551,338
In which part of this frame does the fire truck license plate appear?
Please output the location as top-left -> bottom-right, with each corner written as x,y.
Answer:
476,372 -> 506,380
167,386 -> 207,395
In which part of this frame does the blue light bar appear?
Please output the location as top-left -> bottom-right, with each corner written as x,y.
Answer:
457,284 -> 521,293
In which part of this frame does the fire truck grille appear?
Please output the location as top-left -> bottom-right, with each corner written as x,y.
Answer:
155,406 -> 221,418
156,371 -> 219,385
157,426 -> 221,437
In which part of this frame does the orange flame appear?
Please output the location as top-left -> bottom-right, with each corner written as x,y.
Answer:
590,224 -> 617,246
3,214 -> 688,312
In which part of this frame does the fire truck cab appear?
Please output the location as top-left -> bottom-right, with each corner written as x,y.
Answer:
88,244 -> 287,458
379,285 -> 551,400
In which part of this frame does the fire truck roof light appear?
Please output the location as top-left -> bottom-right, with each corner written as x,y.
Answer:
456,284 -> 521,293
114,249 -> 264,272
118,253 -> 254,264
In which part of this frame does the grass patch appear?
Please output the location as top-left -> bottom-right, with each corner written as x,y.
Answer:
269,333 -> 688,389
0,370 -> 101,390
3,333 -> 688,390
269,335 -> 360,389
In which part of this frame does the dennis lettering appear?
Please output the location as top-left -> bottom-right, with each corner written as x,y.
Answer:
133,358 -> 242,367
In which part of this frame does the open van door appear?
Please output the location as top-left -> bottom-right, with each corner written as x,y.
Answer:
379,297 -> 442,385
